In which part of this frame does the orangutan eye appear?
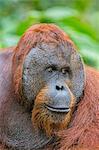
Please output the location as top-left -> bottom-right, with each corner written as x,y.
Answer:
47,66 -> 57,73
47,67 -> 53,72
61,67 -> 70,75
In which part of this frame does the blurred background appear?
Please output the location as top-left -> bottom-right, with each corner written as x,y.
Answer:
0,0 -> 99,69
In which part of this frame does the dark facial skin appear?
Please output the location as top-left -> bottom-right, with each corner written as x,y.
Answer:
22,42 -> 85,135
23,42 -> 84,107
23,43 -> 72,109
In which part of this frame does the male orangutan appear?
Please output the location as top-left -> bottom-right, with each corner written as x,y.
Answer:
0,24 -> 99,150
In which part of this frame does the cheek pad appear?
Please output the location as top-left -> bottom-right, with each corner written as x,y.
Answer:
70,52 -> 85,101
22,48 -> 45,105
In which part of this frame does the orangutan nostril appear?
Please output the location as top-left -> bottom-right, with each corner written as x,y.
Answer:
56,85 -> 64,91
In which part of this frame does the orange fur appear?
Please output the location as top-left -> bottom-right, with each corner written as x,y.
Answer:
0,24 -> 99,150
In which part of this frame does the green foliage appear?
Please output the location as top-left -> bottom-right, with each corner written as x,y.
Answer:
0,0 -> 99,69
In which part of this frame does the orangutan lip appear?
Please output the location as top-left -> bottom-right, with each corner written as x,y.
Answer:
45,104 -> 70,113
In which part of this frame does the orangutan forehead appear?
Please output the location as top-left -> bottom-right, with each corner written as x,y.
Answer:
35,41 -> 75,58
24,42 -> 76,68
